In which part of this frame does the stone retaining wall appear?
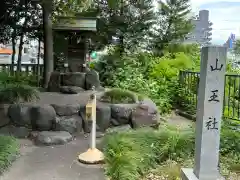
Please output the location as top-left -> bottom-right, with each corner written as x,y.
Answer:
0,98 -> 160,145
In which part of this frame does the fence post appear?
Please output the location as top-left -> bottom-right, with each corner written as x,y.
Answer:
179,70 -> 184,85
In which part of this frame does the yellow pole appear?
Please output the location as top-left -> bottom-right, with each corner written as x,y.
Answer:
78,86 -> 104,164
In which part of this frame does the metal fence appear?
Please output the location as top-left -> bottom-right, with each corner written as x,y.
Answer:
0,64 -> 44,86
179,70 -> 240,121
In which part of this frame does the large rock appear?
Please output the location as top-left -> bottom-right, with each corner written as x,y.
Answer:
140,98 -> 159,114
106,125 -> 132,134
62,72 -> 86,88
60,86 -> 85,94
8,104 -> 33,127
51,104 -> 80,116
110,118 -> 120,126
48,72 -> 61,92
130,104 -> 159,129
35,131 -> 73,145
79,104 -> 111,133
54,115 -> 82,134
31,105 -> 56,131
111,104 -> 138,125
0,104 -> 10,127
0,125 -> 31,138
85,70 -> 101,90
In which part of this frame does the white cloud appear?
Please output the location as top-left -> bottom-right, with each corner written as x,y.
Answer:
191,0 -> 240,44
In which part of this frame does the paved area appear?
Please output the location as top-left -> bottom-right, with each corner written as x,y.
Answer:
0,136 -> 105,180
165,111 -> 193,128
0,110 -> 192,180
36,91 -> 105,105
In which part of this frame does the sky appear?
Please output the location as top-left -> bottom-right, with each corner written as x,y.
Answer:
191,0 -> 240,45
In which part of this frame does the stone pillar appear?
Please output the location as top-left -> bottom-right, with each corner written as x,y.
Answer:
181,46 -> 227,180
43,0 -> 54,88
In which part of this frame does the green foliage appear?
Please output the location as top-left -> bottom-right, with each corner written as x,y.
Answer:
233,39 -> 240,56
0,72 -> 39,86
96,44 -> 199,113
78,0 -> 156,51
103,123 -> 240,180
0,136 -> 19,174
103,125 -> 194,180
0,72 -> 40,103
150,52 -> 193,80
151,0 -> 193,53
0,84 -> 39,104
100,88 -> 139,104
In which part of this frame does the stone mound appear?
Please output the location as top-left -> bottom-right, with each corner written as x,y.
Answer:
0,91 -> 161,145
34,131 -> 73,145
48,70 -> 104,94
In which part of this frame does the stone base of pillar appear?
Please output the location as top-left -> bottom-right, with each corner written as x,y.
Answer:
181,168 -> 199,180
78,148 -> 104,164
181,168 -> 225,180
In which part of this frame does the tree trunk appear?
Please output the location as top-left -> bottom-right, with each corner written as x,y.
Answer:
17,33 -> 24,72
37,37 -> 41,86
119,0 -> 124,55
11,29 -> 16,74
42,0 -> 54,89
17,2 -> 30,72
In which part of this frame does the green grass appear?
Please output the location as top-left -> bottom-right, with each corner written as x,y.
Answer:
100,88 -> 144,104
0,135 -> 19,174
103,123 -> 240,180
0,84 -> 39,103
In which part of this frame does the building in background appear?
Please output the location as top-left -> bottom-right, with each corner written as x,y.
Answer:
223,33 -> 240,69
0,40 -> 44,65
184,10 -> 213,47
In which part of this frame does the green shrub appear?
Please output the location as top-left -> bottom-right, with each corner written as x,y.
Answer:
95,46 -> 200,114
0,136 -> 19,174
103,123 -> 240,180
0,72 -> 39,86
100,88 -> 141,103
103,125 -> 195,180
0,84 -> 39,103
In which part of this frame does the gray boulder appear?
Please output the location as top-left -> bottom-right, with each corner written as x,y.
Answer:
131,104 -> 159,129
85,70 -> 101,90
51,104 -> 80,116
48,72 -> 61,92
35,131 -> 73,145
0,125 -> 31,138
31,105 -> 56,131
106,125 -> 132,134
0,104 -> 10,127
111,104 -> 138,125
60,86 -> 85,94
62,72 -> 86,88
79,104 -> 111,133
54,115 -> 82,134
110,118 -> 120,126
8,104 -> 33,127
140,98 -> 159,114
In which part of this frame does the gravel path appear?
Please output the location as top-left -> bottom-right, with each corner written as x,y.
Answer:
165,112 -> 193,128
0,136 -> 105,180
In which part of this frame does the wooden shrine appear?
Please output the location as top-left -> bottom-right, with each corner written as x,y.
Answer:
53,16 -> 97,72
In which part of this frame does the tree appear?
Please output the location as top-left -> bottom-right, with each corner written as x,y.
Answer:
151,0 -> 193,55
79,0 -> 156,53
234,39 -> 240,55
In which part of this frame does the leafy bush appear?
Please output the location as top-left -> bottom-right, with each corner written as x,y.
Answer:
0,136 -> 19,174
103,123 -> 240,180
103,125 -> 195,180
0,72 -> 39,86
0,84 -> 39,103
100,88 -> 141,103
95,45 -> 200,114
